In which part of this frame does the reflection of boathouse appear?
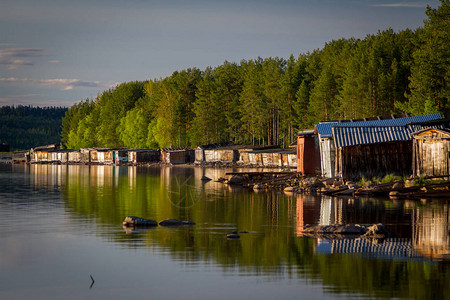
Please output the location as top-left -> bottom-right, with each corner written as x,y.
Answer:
413,204 -> 450,259
316,238 -> 417,259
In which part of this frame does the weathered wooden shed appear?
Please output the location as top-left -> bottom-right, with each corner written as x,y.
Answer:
12,151 -> 30,163
114,149 -> 129,164
204,148 -> 237,163
33,149 -> 50,163
296,129 -> 321,175
277,150 -> 297,169
161,149 -> 195,164
80,148 -> 92,163
261,151 -> 282,167
68,150 -> 82,163
100,150 -> 113,164
128,149 -> 160,164
332,125 -> 439,180
246,151 -> 263,166
412,128 -> 450,177
315,113 -> 443,178
56,150 -> 69,163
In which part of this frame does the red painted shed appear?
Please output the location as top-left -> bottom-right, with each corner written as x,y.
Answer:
297,129 -> 321,175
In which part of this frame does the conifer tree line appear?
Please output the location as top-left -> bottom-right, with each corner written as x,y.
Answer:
61,1 -> 449,150
0,105 -> 67,150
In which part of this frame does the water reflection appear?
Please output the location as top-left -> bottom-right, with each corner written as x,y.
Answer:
413,204 -> 450,260
3,164 -> 450,299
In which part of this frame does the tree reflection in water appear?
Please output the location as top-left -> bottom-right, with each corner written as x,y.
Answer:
21,164 -> 450,299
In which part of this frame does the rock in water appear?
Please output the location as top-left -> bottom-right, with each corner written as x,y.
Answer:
226,233 -> 240,239
123,216 -> 158,227
159,219 -> 196,227
201,175 -> 212,181
283,186 -> 294,192
364,224 -> 390,238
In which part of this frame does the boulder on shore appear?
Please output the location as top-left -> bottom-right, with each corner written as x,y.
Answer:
227,175 -> 245,184
159,219 -> 196,227
123,216 -> 158,227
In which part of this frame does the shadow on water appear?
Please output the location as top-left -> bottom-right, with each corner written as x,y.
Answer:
3,163 -> 450,299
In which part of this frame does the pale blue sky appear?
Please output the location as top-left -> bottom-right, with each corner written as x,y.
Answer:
0,0 -> 440,107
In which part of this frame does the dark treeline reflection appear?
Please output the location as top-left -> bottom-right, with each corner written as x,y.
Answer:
18,164 -> 450,299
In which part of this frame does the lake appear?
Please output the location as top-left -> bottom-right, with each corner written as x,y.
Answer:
0,164 -> 449,299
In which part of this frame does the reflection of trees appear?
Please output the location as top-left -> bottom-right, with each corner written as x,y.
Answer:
413,203 -> 450,259
23,164 -> 450,299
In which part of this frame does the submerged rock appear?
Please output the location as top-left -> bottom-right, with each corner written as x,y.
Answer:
123,216 -> 158,227
253,184 -> 264,190
363,224 -> 391,238
226,233 -> 240,239
216,177 -> 227,183
159,219 -> 196,227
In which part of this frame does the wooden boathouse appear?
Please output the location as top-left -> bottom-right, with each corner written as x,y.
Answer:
314,113 -> 443,178
412,128 -> 450,177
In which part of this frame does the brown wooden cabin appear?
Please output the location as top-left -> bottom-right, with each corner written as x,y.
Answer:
128,149 -> 160,164
412,128 -> 450,177
161,149 -> 195,164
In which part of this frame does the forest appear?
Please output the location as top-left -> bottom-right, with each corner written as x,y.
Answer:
61,1 -> 449,150
0,105 -> 67,150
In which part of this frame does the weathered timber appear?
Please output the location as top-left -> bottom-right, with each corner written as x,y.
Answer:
413,128 -> 450,177
337,141 -> 413,180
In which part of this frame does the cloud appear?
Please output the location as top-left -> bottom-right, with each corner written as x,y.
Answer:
0,48 -> 47,69
0,77 -> 109,90
48,60 -> 61,64
371,2 -> 429,8
0,43 -> 18,47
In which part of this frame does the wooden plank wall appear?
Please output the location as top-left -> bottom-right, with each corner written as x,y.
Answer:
338,141 -> 413,180
319,138 -> 335,178
413,138 -> 450,177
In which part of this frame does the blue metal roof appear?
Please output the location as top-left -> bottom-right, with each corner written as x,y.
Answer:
316,113 -> 442,138
333,124 -> 445,148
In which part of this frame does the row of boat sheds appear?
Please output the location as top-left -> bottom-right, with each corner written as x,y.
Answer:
11,113 -> 450,180
12,142 -> 298,168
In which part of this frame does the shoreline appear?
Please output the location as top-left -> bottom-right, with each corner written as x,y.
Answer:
3,159 -> 448,199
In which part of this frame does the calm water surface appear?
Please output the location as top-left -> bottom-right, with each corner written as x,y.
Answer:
0,164 -> 449,299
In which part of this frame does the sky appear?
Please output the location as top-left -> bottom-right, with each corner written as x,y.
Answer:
0,0 -> 441,107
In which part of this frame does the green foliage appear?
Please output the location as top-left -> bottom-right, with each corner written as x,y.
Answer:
371,176 -> 382,185
381,173 -> 403,184
356,177 -> 370,186
61,2 -> 448,149
403,0 -> 450,116
117,107 -> 149,148
0,105 -> 67,150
